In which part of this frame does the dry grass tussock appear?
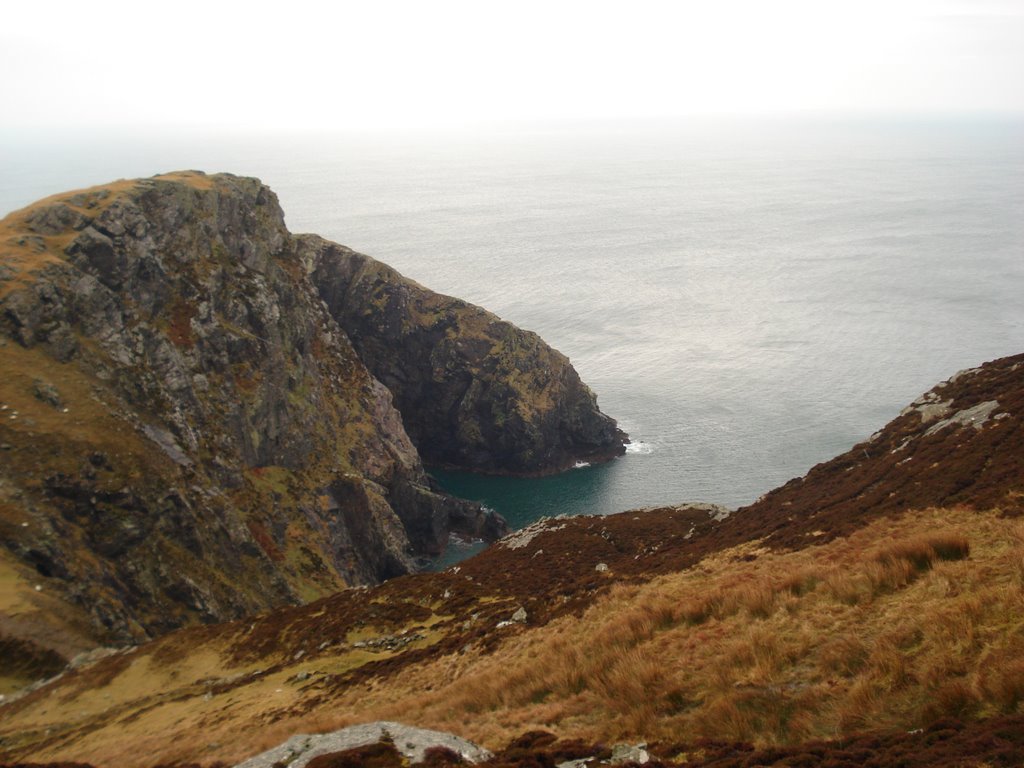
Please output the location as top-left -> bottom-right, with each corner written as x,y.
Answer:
305,507 -> 1024,749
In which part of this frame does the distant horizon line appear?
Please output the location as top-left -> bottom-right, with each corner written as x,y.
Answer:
3,109 -> 1024,140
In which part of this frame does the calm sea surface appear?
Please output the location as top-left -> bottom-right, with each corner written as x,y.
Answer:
3,118 -> 1023,557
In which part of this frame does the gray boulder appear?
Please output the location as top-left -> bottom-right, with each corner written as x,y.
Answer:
232,721 -> 492,767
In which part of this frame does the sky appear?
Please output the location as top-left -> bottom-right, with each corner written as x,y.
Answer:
2,0 -> 1023,132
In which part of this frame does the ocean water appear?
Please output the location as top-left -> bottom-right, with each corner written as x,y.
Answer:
3,118 -> 1023,543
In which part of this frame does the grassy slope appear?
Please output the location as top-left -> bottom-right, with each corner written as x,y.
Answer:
0,505 -> 1021,767
0,355 -> 1021,765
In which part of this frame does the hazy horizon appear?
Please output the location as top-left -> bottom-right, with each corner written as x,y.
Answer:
3,1 -> 1023,134
3,112 -> 1023,220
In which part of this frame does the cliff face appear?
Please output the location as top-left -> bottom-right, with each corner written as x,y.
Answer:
301,237 -> 626,474
0,172 -> 538,664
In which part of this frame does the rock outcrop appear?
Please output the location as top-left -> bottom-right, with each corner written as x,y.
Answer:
301,237 -> 626,474
233,721 -> 492,768
0,172 -> 622,670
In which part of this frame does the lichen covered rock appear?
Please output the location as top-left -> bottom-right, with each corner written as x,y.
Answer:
301,237 -> 626,474
0,172 -> 521,666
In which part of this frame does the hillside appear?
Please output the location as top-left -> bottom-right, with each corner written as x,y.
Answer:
0,172 -> 624,689
0,354 -> 1020,766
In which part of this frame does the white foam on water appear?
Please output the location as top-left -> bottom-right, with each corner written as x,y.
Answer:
625,440 -> 653,455
447,532 -> 485,547
573,461 -> 591,469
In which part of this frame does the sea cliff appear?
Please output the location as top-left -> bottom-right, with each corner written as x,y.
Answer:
0,171 -> 624,672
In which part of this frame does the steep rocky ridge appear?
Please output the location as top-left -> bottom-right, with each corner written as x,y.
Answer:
0,172 -> 591,677
1,354 -> 1021,766
300,237 -> 626,474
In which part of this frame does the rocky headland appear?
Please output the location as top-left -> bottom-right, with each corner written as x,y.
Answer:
302,237 -> 626,474
0,172 -> 625,683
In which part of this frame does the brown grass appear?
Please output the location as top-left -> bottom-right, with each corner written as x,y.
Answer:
3,507 -> 1023,767
877,532 -> 971,570
351,509 -> 1018,750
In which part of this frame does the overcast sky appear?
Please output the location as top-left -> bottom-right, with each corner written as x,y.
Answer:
2,0 -> 1023,132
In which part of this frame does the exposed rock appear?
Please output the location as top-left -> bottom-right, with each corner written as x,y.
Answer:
499,517 -> 569,550
31,378 -> 62,408
923,399 -> 1001,436
300,237 -> 627,474
0,172 -> 620,662
232,721 -> 491,768
611,743 -> 650,764
680,501 -> 731,521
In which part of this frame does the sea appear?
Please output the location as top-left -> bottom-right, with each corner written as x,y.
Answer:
2,117 -> 1022,562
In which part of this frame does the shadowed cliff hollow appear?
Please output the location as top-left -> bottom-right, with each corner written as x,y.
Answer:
0,171 -> 623,672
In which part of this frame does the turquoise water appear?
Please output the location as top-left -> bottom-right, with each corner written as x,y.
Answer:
432,460 -> 625,528
428,462 -> 627,567
3,118 -> 1023,554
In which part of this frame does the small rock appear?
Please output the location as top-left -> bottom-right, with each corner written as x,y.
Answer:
595,562 -> 608,572
511,606 -> 528,623
611,743 -> 649,764
232,720 -> 492,767
32,379 -> 63,409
